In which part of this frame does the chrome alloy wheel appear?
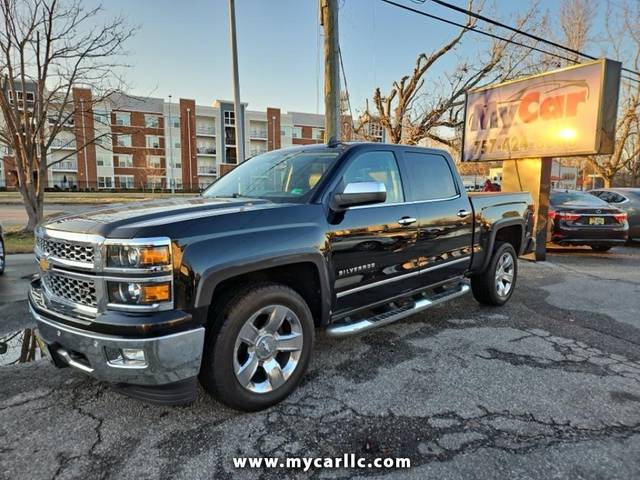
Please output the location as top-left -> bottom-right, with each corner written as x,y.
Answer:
233,305 -> 304,393
495,251 -> 514,298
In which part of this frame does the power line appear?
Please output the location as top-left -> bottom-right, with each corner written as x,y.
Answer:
378,0 -> 640,85
426,0 -> 640,78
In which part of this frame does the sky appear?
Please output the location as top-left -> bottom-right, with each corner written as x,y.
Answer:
91,0 -> 622,115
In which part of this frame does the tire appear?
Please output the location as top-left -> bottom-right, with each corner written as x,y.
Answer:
590,245 -> 612,252
471,241 -> 518,306
0,237 -> 5,275
200,283 -> 314,411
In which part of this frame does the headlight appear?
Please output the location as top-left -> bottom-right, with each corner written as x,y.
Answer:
108,281 -> 171,305
107,244 -> 170,269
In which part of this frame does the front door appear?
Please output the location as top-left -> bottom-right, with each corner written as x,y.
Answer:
328,150 -> 421,314
400,150 -> 474,286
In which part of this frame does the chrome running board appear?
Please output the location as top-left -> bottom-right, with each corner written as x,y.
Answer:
325,282 -> 470,338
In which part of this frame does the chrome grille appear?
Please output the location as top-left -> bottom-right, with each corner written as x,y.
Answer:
37,237 -> 94,264
42,272 -> 97,308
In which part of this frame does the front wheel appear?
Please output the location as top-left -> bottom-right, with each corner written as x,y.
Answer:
471,241 -> 518,306
200,283 -> 314,411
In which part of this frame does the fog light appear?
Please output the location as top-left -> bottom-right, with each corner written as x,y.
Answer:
104,347 -> 147,367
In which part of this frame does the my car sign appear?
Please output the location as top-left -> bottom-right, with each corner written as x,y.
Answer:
462,59 -> 621,162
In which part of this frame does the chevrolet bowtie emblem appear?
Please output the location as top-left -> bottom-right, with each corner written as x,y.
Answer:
39,257 -> 51,271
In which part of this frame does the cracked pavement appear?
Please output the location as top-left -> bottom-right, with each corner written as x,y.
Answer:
1,246 -> 640,479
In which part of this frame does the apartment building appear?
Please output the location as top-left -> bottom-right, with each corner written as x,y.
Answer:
1,87 -> 384,192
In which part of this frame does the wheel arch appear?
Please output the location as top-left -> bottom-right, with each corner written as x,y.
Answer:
195,253 -> 332,327
476,219 -> 525,274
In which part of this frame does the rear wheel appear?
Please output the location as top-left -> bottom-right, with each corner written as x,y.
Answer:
471,241 -> 517,306
590,245 -> 612,252
200,283 -> 314,411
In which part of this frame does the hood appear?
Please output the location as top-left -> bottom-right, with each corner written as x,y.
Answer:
41,196 -> 281,237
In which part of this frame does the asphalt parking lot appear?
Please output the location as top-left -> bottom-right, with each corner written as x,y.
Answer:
1,246 -> 640,479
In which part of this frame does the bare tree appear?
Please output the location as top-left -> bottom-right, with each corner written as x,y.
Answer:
583,0 -> 640,187
357,1 -> 543,149
0,0 -> 135,231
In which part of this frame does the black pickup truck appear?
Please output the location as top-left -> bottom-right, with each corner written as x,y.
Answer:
30,142 -> 534,410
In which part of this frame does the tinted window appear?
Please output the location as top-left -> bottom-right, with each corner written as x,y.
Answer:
342,151 -> 404,204
551,191 -> 609,206
403,152 -> 458,201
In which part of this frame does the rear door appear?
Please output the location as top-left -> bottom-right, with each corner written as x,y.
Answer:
399,150 -> 474,285
328,149 -> 421,313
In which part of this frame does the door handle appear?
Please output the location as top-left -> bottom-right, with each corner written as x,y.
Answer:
457,209 -> 471,218
398,216 -> 417,226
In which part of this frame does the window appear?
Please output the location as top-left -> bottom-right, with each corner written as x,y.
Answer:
342,151 -> 404,204
403,152 -> 457,201
172,118 -> 180,128
145,135 -> 161,149
93,111 -> 109,126
97,176 -> 113,189
117,175 -> 134,189
147,156 -> 163,168
312,128 -> 324,141
224,111 -> 235,126
96,152 -> 112,167
115,134 -> 132,147
115,154 -> 133,168
174,141 -> 181,148
203,150 -> 340,202
115,112 -> 130,126
145,114 -> 160,128
551,190 -> 610,206
147,176 -> 163,189
292,127 -> 302,139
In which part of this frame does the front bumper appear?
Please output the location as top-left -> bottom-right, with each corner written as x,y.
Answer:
29,284 -> 205,388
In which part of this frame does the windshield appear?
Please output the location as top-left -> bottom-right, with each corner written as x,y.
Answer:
551,191 -> 609,206
202,149 -> 340,201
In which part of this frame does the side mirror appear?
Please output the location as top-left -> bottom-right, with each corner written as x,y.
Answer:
331,181 -> 387,211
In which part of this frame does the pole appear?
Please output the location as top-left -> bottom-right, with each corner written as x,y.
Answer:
167,95 -> 175,194
186,108 -> 193,191
79,98 -> 89,190
228,0 -> 245,163
271,115 -> 276,151
320,0 -> 341,141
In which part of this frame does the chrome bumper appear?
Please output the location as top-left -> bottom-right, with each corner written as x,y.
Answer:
30,302 -> 205,386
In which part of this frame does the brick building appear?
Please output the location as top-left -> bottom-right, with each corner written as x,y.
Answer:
1,88 -> 385,192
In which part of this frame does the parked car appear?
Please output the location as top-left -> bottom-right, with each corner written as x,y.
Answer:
0,223 -> 4,275
29,142 -> 534,411
588,188 -> 640,241
549,190 -> 628,251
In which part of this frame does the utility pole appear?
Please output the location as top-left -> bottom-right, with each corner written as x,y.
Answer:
228,0 -> 245,163
320,0 -> 341,141
167,94 -> 175,194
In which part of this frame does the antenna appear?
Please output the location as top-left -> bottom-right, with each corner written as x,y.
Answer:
327,136 -> 340,147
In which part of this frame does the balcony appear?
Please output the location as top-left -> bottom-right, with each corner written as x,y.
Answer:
197,166 -> 217,176
50,138 -> 77,150
196,126 -> 216,137
197,147 -> 216,156
51,161 -> 78,171
250,129 -> 267,139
